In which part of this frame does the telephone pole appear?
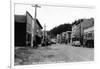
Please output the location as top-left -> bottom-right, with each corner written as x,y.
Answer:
31,4 -> 41,47
43,24 -> 46,45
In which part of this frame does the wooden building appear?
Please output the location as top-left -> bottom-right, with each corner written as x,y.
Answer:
15,11 -> 43,47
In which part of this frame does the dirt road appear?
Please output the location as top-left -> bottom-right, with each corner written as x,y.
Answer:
15,44 -> 94,65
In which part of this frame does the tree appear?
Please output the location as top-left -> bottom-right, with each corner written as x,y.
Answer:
48,23 -> 72,38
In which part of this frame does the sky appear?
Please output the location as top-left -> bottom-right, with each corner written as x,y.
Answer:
15,2 -> 95,31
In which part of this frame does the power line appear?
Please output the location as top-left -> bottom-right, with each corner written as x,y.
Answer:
39,4 -> 95,9
14,3 -> 95,9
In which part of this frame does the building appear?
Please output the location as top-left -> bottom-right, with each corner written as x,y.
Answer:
82,18 -> 94,48
15,11 -> 43,47
26,11 -> 33,46
65,31 -> 72,44
56,31 -> 71,44
15,15 -> 26,46
81,18 -> 94,35
61,32 -> 66,43
26,11 -> 43,47
56,34 -> 62,43
71,20 -> 81,39
71,18 -> 94,46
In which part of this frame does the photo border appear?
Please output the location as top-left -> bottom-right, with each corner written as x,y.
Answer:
10,1 -> 96,69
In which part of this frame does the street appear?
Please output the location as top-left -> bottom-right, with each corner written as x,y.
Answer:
15,44 -> 94,65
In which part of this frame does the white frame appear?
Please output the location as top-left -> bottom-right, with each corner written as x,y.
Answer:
10,1 -> 95,69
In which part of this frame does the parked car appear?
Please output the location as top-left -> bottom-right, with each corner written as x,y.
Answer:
72,41 -> 80,46
51,39 -> 56,44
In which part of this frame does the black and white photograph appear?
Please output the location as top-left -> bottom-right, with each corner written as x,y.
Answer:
11,0 -> 95,67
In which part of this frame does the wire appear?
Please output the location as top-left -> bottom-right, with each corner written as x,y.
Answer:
14,3 -> 95,9
39,4 -> 95,9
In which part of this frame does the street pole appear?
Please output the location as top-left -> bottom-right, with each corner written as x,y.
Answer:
31,4 -> 41,47
43,24 -> 46,46
80,21 -> 82,46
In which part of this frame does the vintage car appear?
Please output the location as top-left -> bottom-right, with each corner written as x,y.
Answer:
72,41 -> 81,46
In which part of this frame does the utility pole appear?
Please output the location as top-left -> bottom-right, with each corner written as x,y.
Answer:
80,20 -> 82,46
31,4 -> 41,47
43,24 -> 46,46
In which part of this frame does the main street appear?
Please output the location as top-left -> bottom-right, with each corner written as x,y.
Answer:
15,44 -> 94,65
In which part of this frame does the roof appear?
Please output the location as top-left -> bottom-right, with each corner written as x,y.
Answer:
82,18 -> 94,29
72,20 -> 80,26
15,11 -> 43,29
36,19 -> 43,29
31,19 -> 43,29
72,21 -> 79,26
26,11 -> 43,29
72,19 -> 83,26
26,11 -> 34,20
15,15 -> 26,23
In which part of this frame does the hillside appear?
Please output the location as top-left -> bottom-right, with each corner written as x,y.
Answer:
48,23 -> 72,38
